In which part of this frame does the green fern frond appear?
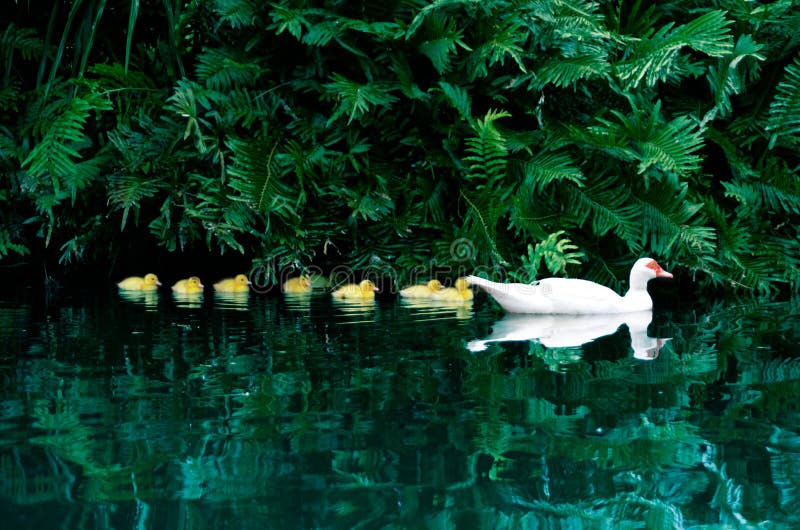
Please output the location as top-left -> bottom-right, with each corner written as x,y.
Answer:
519,150 -> 585,193
88,62 -> 156,90
766,55 -> 800,148
22,91 -> 111,199
511,230 -> 585,281
0,228 -> 29,259
212,0 -> 257,29
268,5 -> 311,39
227,137 -> 296,217
603,102 -> 705,179
615,10 -> 733,88
390,53 -> 428,100
417,16 -> 470,74
206,87 -> 272,129
166,79 -> 212,152
464,19 -> 526,80
407,0 -> 483,36
195,47 -> 263,89
537,53 -> 611,88
464,109 -> 510,183
706,35 -> 765,118
722,177 -> 800,216
635,184 -> 717,257
0,24 -> 43,62
560,178 -> 640,243
438,81 -> 471,121
107,175 -> 162,230
323,74 -> 399,125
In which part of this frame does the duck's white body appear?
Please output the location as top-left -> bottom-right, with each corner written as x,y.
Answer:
466,258 -> 672,314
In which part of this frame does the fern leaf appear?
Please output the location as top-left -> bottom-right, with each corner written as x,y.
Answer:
520,150 -> 585,192
227,137 -> 296,217
0,228 -> 29,259
438,81 -> 471,121
464,19 -> 526,80
268,5 -> 310,39
616,10 -> 733,88
407,0 -> 482,36
537,53 -> 611,88
323,74 -> 398,125
195,47 -> 263,89
212,0 -> 257,29
108,175 -> 162,230
766,55 -> 800,148
706,35 -> 765,118
417,15 -> 470,74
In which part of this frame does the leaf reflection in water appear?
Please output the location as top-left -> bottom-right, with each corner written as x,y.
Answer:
467,311 -> 670,359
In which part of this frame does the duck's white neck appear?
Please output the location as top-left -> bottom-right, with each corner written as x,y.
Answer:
622,270 -> 654,310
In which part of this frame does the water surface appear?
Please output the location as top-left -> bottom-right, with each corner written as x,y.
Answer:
1,287 -> 799,529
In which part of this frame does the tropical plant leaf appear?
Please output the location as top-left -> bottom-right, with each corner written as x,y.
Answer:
766,55 -> 800,147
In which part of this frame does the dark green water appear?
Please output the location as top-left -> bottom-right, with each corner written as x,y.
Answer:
1,287 -> 799,529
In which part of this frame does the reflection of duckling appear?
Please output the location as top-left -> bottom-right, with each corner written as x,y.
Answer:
332,280 -> 379,299
431,277 -> 473,301
213,274 -> 251,293
283,275 -> 311,294
399,279 -> 442,299
117,273 -> 161,291
172,276 -> 204,293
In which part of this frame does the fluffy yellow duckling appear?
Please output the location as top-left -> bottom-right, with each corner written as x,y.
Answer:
172,276 -> 204,294
332,279 -> 379,299
431,277 -> 473,301
117,273 -> 161,291
399,279 -> 443,299
282,275 -> 312,294
213,274 -> 251,293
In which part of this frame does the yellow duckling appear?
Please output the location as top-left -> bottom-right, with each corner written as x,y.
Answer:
282,275 -> 312,294
117,273 -> 161,291
399,279 -> 443,299
213,274 -> 251,293
172,276 -> 204,294
431,277 -> 473,301
332,279 -> 379,299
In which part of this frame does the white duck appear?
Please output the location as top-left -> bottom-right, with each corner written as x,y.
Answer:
466,258 -> 672,314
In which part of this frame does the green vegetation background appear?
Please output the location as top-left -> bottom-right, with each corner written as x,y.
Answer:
1,0 -> 798,294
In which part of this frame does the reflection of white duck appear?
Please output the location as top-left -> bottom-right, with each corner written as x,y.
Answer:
467,258 -> 672,314
467,311 -> 670,360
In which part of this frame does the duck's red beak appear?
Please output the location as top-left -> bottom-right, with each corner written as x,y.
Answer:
647,260 -> 673,279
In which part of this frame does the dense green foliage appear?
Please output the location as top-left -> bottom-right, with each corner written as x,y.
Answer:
1,0 -> 799,293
